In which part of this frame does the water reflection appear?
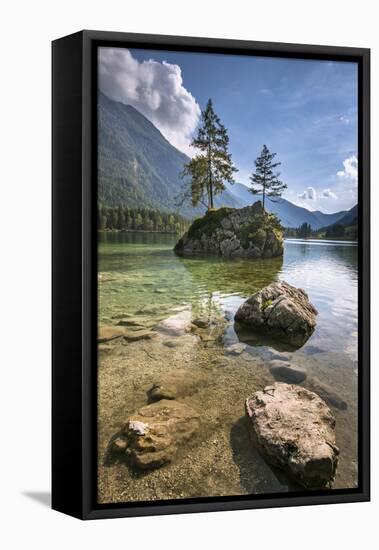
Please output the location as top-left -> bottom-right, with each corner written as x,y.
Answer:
98,232 -> 358,360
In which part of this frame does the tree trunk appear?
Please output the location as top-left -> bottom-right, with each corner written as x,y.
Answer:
262,188 -> 265,210
208,144 -> 213,209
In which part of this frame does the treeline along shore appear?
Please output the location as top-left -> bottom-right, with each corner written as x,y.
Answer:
285,221 -> 358,241
98,205 -> 190,234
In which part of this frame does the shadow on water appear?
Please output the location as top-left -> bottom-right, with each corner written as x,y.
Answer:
230,416 -> 301,495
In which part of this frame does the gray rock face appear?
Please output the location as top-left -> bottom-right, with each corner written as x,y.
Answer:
245,383 -> 339,488
119,400 -> 200,470
174,201 -> 283,259
235,281 -> 318,347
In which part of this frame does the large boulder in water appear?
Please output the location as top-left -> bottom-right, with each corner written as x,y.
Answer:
174,201 -> 283,259
235,281 -> 318,348
113,400 -> 200,470
245,383 -> 339,488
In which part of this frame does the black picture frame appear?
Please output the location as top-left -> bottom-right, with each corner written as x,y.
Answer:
52,30 -> 370,520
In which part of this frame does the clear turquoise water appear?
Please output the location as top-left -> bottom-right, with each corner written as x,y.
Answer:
98,231 -> 358,492
98,232 -> 358,362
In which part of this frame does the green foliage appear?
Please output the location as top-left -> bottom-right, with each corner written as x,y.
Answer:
180,99 -> 237,210
249,144 -> 287,209
98,204 -> 189,234
284,221 -> 357,241
344,224 -> 358,240
297,222 -> 313,239
187,207 -> 234,239
325,223 -> 345,238
250,228 -> 267,248
239,211 -> 282,249
262,299 -> 273,311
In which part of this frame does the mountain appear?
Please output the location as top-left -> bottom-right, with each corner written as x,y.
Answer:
224,182 -> 348,229
336,204 -> 358,226
99,92 -> 354,229
98,92 -> 240,217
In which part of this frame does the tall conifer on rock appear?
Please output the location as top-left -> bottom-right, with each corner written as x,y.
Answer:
181,99 -> 237,210
249,144 -> 287,210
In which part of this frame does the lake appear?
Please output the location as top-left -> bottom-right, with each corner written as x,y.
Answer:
97,232 -> 358,502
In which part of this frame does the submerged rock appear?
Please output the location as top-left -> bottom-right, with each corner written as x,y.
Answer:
98,326 -> 126,343
269,360 -> 307,383
235,281 -> 318,348
225,343 -> 247,356
147,369 -> 204,402
192,317 -> 210,329
116,317 -> 151,329
98,343 -> 113,353
123,330 -> 156,342
174,202 -> 283,259
111,437 -> 128,453
119,400 -> 200,470
155,311 -> 191,337
245,383 -> 339,488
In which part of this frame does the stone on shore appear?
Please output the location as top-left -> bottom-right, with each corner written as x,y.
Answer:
235,281 -> 318,348
245,382 -> 339,488
119,400 -> 201,470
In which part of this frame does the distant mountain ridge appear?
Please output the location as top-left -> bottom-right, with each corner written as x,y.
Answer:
99,91 -> 356,229
98,92 -> 240,218
225,182 -> 352,230
335,204 -> 358,226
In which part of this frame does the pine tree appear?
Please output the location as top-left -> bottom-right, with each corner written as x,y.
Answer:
109,209 -> 118,229
116,205 -> 125,230
181,99 -> 237,210
249,144 -> 287,210
298,222 -> 312,238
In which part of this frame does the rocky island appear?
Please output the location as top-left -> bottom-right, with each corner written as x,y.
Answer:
174,201 -> 284,259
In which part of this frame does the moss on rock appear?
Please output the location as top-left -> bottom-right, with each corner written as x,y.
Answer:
174,201 -> 283,259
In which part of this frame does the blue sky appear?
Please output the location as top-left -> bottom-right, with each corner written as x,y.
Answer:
99,47 -> 358,213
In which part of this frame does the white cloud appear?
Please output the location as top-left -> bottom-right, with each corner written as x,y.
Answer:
98,47 -> 201,156
320,188 -> 338,199
298,186 -> 317,200
339,115 -> 350,125
337,155 -> 358,184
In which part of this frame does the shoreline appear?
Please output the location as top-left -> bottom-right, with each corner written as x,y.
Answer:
98,229 -> 357,243
98,229 -> 183,235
